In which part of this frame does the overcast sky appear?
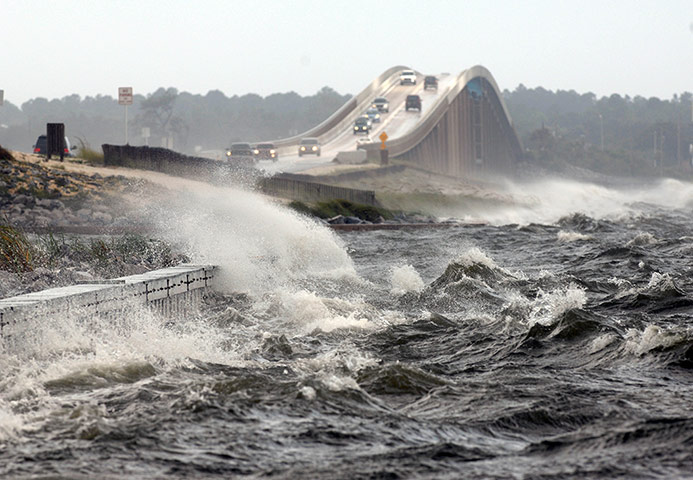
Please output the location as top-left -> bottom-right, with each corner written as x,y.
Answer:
4,0 -> 693,106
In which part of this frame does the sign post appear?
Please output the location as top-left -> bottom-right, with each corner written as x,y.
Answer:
379,131 -> 389,165
118,87 -> 133,144
0,90 -> 4,106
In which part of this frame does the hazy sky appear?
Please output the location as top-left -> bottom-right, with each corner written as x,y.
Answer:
4,0 -> 693,105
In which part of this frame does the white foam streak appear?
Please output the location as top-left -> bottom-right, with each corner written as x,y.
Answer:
625,324 -> 684,355
455,247 -> 499,269
390,265 -> 425,295
528,284 -> 587,327
557,230 -> 591,243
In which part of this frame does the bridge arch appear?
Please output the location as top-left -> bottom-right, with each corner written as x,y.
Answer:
386,65 -> 523,179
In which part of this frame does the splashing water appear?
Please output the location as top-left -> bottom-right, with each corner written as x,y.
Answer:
144,183 -> 358,294
451,177 -> 693,225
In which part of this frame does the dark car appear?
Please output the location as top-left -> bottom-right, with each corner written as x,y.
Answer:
298,138 -> 321,156
366,108 -> 381,123
405,95 -> 422,111
226,142 -> 256,163
353,117 -> 370,135
372,97 -> 389,113
33,135 -> 76,157
253,143 -> 278,161
424,76 -> 438,90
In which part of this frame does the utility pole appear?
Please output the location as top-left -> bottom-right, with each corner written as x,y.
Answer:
599,114 -> 604,151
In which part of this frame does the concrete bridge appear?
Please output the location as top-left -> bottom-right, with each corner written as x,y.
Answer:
263,65 -> 523,180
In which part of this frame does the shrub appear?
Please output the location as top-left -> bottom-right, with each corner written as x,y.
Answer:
288,199 -> 392,221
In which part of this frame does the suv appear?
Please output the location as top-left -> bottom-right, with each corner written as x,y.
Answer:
298,138 -> 321,156
226,142 -> 255,163
424,76 -> 438,90
399,70 -> 416,85
405,95 -> 422,111
33,135 -> 76,157
253,143 -> 278,161
353,117 -> 370,135
372,97 -> 389,113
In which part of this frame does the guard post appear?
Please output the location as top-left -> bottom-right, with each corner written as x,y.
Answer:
46,123 -> 65,161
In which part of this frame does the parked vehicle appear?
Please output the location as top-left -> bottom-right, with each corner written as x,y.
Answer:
226,142 -> 255,163
405,95 -> 422,111
365,108 -> 381,123
253,143 -> 278,161
33,135 -> 76,157
298,138 -> 321,156
353,117 -> 370,135
399,70 -> 416,85
372,97 -> 389,113
424,75 -> 438,90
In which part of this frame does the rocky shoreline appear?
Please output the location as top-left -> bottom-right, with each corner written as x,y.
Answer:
0,148 -> 186,299
0,150 -> 158,232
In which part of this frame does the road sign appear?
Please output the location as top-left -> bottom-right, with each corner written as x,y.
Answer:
118,87 -> 133,105
379,131 -> 388,149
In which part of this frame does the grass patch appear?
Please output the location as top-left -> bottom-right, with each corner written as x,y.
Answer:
289,199 -> 393,222
0,223 -> 35,273
75,137 -> 104,165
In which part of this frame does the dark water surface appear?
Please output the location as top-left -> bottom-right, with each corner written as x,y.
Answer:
2,179 -> 693,479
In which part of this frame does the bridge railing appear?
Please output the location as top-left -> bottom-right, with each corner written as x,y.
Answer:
371,65 -> 521,159
270,65 -> 409,154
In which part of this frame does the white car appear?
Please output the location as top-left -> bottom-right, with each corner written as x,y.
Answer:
399,70 -> 416,85
356,136 -> 372,150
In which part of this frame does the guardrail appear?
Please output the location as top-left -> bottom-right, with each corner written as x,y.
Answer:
271,65 -> 410,153
383,65 -> 521,157
0,264 -> 215,347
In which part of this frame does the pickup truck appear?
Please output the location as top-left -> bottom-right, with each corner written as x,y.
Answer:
399,70 -> 416,85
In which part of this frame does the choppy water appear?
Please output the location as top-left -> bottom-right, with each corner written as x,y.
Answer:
2,177 -> 693,479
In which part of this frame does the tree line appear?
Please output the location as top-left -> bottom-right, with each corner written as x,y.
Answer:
0,87 -> 350,155
503,85 -> 693,177
1,83 -> 692,177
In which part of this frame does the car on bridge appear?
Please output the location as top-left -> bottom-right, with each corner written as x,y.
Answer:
356,136 -> 372,150
253,143 -> 278,161
298,137 -> 321,156
400,70 -> 417,85
226,142 -> 256,163
353,117 -> 371,135
372,97 -> 389,113
365,108 -> 381,123
405,95 -> 422,111
424,76 -> 438,90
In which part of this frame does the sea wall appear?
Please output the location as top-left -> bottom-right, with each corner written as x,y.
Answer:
0,264 -> 215,346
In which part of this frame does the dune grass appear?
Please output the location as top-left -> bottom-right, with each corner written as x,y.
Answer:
0,223 -> 35,273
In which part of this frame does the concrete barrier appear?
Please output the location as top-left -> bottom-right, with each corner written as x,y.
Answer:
335,151 -> 367,164
0,264 -> 215,346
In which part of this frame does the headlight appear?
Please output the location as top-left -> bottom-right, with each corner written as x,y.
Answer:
225,151 -> 231,156
300,146 -> 306,151
269,149 -> 275,154
312,146 -> 318,151
253,149 -> 259,154
375,114 -> 380,118
354,127 -> 358,130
